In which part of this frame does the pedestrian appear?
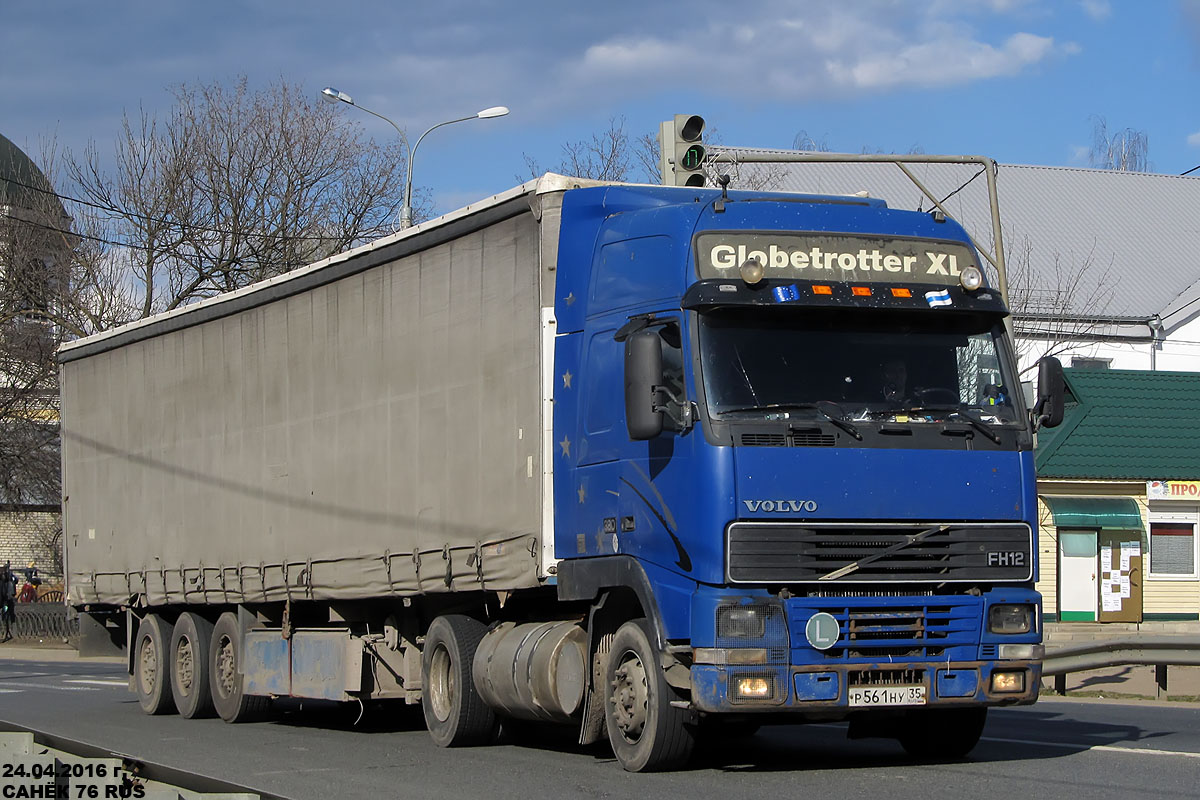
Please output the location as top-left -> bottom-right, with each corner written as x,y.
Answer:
0,562 -> 15,642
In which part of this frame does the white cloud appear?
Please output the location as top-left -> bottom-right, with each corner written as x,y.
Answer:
1080,0 -> 1112,21
559,5 -> 1069,104
1187,131 -> 1200,147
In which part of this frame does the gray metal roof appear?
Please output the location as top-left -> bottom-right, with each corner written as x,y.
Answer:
730,152 -> 1200,333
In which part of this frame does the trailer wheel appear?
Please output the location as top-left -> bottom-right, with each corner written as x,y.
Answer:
898,707 -> 987,759
134,614 -> 176,715
604,618 -> 694,772
421,615 -> 498,747
209,612 -> 270,723
170,613 -> 216,719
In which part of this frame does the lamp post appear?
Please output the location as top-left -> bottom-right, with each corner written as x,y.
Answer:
321,88 -> 509,229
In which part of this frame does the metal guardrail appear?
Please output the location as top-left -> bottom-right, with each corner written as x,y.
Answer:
1043,636 -> 1200,699
8,603 -> 77,642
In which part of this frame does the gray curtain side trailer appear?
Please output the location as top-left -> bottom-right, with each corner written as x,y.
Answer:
60,175 -> 596,739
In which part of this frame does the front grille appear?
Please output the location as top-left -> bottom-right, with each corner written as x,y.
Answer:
848,669 -> 925,687
790,601 -> 981,662
728,522 -> 1032,583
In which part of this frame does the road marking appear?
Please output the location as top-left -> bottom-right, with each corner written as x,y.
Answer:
0,689 -> 20,694
984,736 -> 1200,759
64,679 -> 127,687
0,682 -> 96,692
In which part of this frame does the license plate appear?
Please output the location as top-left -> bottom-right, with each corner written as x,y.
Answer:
848,685 -> 926,707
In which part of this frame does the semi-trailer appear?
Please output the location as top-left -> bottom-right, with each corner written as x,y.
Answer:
61,167 -> 1062,771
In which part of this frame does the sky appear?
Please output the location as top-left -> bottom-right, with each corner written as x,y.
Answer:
2,0 -> 1199,218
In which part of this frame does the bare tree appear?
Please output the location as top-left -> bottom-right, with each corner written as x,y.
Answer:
524,116 -> 660,183
66,77 -> 409,321
1089,116 -> 1149,172
1004,233 -> 1119,373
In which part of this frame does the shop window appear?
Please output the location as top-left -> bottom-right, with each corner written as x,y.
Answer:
1149,520 -> 1197,577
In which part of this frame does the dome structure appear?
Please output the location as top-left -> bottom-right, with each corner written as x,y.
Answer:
0,133 -> 63,218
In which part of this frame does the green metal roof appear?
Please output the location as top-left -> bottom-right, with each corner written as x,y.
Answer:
1036,368 -> 1200,479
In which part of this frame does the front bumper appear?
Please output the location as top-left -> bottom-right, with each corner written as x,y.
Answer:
691,659 -> 1041,713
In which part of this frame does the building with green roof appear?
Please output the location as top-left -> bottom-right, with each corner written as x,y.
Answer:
1036,368 -> 1200,623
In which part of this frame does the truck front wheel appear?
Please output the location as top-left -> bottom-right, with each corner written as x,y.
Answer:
134,614 -> 176,715
208,612 -> 270,723
421,615 -> 498,747
604,618 -> 694,772
898,706 -> 987,759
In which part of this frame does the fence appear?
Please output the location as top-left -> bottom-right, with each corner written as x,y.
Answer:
5,602 -> 77,642
1042,636 -> 1200,699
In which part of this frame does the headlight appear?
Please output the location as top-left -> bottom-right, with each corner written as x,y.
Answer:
960,265 -> 984,291
988,604 -> 1033,634
717,605 -> 768,638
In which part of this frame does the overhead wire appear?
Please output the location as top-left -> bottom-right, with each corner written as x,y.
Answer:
1,173 -> 393,244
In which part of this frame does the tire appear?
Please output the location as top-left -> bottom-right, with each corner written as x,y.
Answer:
898,706 -> 987,759
134,614 -> 176,715
421,615 -> 498,747
170,612 -> 216,719
208,612 -> 270,723
604,618 -> 695,772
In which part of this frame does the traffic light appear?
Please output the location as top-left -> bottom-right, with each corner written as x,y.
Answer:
658,114 -> 706,187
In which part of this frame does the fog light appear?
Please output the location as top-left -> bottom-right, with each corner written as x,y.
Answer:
960,265 -> 984,291
989,604 -> 1033,634
733,675 -> 775,701
991,670 -> 1026,693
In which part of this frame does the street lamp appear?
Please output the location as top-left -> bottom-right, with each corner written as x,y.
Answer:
321,87 -> 509,229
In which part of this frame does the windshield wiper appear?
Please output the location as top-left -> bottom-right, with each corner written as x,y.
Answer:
718,402 -> 862,440
910,405 -> 1003,444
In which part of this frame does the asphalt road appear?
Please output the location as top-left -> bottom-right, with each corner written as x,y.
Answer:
2,656 -> 1198,800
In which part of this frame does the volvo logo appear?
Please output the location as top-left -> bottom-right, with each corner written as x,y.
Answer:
743,499 -> 818,513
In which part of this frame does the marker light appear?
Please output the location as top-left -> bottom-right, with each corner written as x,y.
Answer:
891,288 -> 912,298
812,285 -> 833,295
739,257 -> 765,285
851,286 -> 871,297
960,265 -> 984,291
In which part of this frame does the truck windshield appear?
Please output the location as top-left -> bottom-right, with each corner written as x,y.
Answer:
697,307 -> 1020,425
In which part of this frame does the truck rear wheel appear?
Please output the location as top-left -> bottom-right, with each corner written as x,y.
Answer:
421,615 -> 498,747
604,618 -> 694,772
898,706 -> 987,759
209,612 -> 270,723
134,614 -> 176,715
170,612 -> 216,719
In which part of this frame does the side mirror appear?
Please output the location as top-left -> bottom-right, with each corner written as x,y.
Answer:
1035,357 -> 1065,429
625,330 -> 664,440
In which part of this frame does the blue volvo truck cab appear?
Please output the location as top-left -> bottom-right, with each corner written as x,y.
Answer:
551,184 -> 1056,770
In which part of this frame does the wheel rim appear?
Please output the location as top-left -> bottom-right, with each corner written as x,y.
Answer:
138,634 -> 157,696
428,644 -> 454,722
216,634 -> 236,699
610,647 -> 649,743
175,637 -> 194,698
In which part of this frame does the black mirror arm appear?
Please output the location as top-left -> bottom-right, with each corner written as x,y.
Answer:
653,386 -> 695,432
